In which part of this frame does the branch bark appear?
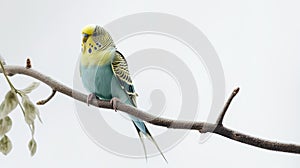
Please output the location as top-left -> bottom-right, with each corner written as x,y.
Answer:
216,87 -> 240,125
1,65 -> 300,155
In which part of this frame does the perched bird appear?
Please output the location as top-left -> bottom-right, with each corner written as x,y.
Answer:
79,24 -> 167,162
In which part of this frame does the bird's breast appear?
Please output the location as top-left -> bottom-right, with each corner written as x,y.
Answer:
80,64 -> 115,100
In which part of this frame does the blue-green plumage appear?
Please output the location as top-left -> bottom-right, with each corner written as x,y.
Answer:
80,64 -> 114,100
80,53 -> 147,134
80,25 -> 167,162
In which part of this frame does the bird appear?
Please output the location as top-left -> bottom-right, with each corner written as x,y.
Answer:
79,24 -> 167,162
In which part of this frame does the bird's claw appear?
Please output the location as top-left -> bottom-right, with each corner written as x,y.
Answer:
87,93 -> 96,106
110,97 -> 120,112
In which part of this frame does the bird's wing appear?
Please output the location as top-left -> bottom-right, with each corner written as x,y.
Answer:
111,51 -> 138,106
112,51 -> 167,162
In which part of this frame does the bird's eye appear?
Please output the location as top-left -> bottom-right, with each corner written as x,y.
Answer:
82,34 -> 89,43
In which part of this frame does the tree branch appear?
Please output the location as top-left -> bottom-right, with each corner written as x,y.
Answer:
216,87 -> 240,125
36,89 -> 56,105
1,65 -> 300,155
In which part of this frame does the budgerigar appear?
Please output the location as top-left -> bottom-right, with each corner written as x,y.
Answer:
79,24 -> 167,162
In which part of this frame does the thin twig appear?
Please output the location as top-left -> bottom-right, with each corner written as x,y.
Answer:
36,90 -> 56,105
1,65 -> 300,154
216,87 -> 240,125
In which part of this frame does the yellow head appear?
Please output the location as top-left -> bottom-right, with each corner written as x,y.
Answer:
81,24 -> 115,54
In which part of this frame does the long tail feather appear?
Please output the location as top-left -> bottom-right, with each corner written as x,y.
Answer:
132,121 -> 148,161
145,128 -> 168,163
131,113 -> 167,162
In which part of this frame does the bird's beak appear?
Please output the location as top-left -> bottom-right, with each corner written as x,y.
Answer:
82,33 -> 89,44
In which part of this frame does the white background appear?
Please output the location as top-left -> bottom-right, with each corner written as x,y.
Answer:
0,0 -> 299,167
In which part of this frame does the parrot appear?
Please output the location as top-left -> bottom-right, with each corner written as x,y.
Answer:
79,24 -> 167,162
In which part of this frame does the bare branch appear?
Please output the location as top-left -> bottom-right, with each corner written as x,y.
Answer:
36,89 -> 56,105
1,65 -> 300,155
216,87 -> 240,125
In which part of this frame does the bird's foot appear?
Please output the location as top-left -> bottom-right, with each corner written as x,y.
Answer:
87,93 -> 96,106
110,97 -> 120,112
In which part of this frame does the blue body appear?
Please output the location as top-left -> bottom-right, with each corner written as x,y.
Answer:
80,64 -> 114,100
80,63 -> 146,133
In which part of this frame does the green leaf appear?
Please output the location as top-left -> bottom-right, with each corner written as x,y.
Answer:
22,95 -> 42,125
20,82 -> 40,94
22,95 -> 37,125
0,90 -> 18,119
0,116 -> 12,136
0,135 -> 12,155
35,108 -> 43,123
28,138 -> 37,156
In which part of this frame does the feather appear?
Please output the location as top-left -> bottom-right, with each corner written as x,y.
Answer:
111,51 -> 167,162
111,51 -> 138,106
80,25 -> 167,162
